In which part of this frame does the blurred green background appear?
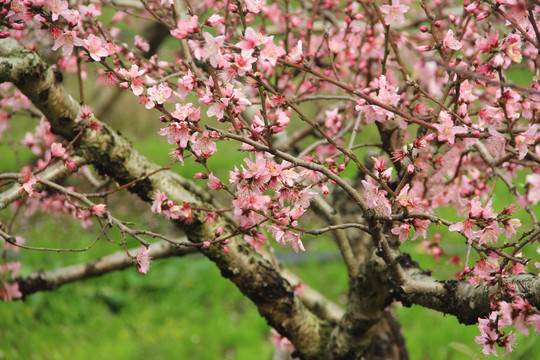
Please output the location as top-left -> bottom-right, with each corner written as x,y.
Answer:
1,28 -> 539,360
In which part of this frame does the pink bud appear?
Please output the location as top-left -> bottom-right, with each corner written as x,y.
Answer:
476,11 -> 489,21
194,173 -> 209,179
221,246 -> 229,253
215,226 -> 223,237
205,14 -> 224,27
415,45 -> 432,52
203,241 -> 211,248
208,173 -> 223,190
321,183 -> 329,195
324,158 -> 336,165
419,26 -> 428,32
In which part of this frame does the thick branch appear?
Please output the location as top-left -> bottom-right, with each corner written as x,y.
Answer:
0,38 -> 330,359
398,267 -> 540,325
328,249 -> 390,359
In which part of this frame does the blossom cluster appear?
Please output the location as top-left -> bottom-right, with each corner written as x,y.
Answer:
0,0 -> 539,356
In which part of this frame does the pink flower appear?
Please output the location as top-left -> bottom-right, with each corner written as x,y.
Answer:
396,184 -> 421,212
50,142 -> 66,157
295,188 -> 316,209
475,330 -> 498,357
89,203 -> 106,217
527,313 -> 540,333
245,0 -> 265,14
514,124 -> 537,160
433,111 -> 467,144
288,40 -> 304,63
77,105 -> 94,122
468,198 -> 496,219
21,176 -> 40,198
459,80 -> 478,103
192,131 -> 217,158
171,103 -> 200,122
158,122 -> 191,147
119,65 -> 146,96
324,108 -> 342,136
46,0 -> 71,21
147,83 -> 172,104
525,173 -> 540,204
237,27 -> 267,52
380,0 -> 409,25
151,190 -> 167,214
207,99 -> 227,120
449,219 -> 477,242
391,223 -> 411,243
271,225 -> 305,252
0,282 -> 22,301
79,2 -> 101,17
83,34 -> 109,61
171,15 -> 199,39
361,178 -> 392,218
201,32 -> 225,67
412,219 -> 430,240
136,245 -> 151,274
478,222 -> 504,246
270,329 -> 294,352
134,35 -> 149,52
232,51 -> 257,76
503,34 -> 522,63
443,29 -> 462,50
502,218 -> 521,239
51,30 -> 83,56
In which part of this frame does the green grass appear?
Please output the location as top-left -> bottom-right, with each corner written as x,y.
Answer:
0,252 -> 273,360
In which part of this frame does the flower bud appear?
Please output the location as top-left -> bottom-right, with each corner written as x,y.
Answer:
194,173 -> 209,179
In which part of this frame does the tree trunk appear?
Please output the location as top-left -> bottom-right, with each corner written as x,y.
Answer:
364,308 -> 409,360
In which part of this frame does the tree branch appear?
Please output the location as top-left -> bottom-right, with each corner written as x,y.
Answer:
398,263 -> 540,325
0,38 -> 331,359
0,156 -> 85,210
15,241 -> 197,296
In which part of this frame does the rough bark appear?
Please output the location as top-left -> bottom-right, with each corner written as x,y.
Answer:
364,308 -> 409,360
